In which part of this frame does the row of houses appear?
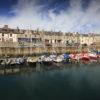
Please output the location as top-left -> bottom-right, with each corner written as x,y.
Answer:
0,25 -> 100,47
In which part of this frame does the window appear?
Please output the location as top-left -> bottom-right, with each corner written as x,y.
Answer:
9,38 -> 13,42
2,33 -> 4,36
32,38 -> 36,43
10,34 -> 12,37
45,39 -> 49,43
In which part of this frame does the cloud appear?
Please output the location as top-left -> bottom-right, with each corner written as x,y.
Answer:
0,0 -> 100,34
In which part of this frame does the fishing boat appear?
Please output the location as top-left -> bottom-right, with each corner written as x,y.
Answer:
10,58 -> 17,67
62,54 -> 71,64
79,52 -> 90,63
51,55 -> 63,67
69,53 -> 79,63
0,59 -> 6,67
96,52 -> 100,58
15,58 -> 26,67
49,54 -> 57,61
5,58 -> 12,67
27,57 -> 37,67
41,55 -> 53,66
88,52 -> 98,62
53,54 -> 63,63
96,52 -> 100,62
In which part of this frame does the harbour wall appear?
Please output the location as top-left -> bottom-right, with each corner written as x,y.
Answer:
0,45 -> 100,57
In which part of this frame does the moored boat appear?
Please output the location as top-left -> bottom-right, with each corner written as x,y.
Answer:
27,57 -> 37,67
53,54 -> 63,63
89,52 -> 98,62
62,54 -> 71,64
42,56 -> 53,66
69,53 -> 79,63
79,52 -> 90,63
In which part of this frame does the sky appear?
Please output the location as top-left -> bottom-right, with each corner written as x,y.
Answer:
0,0 -> 100,33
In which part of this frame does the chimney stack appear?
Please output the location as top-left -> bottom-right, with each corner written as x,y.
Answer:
3,25 -> 8,29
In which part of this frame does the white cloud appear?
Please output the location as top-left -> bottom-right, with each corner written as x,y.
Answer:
0,0 -> 100,34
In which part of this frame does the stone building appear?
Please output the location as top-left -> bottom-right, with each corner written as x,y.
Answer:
0,25 -> 99,47
0,25 -> 100,56
80,33 -> 95,46
17,29 -> 42,47
0,25 -> 43,47
0,25 -> 18,43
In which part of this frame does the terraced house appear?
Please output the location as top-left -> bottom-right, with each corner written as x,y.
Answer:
0,25 -> 100,56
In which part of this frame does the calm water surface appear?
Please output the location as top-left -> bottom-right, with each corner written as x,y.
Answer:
0,63 -> 100,100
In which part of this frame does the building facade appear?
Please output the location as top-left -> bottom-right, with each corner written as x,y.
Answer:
0,25 -> 100,56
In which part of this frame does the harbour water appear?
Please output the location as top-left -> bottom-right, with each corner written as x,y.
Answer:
0,63 -> 100,100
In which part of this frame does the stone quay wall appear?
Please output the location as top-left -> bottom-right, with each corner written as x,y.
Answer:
0,42 -> 99,57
